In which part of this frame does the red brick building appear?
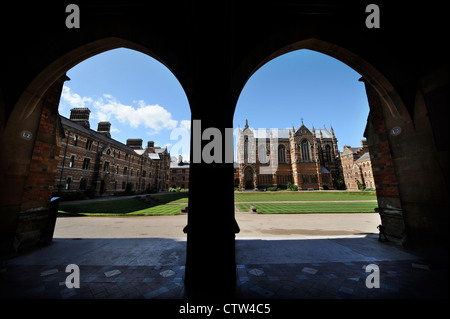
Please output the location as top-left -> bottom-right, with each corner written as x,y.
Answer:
235,120 -> 342,190
53,108 -> 170,197
169,155 -> 190,189
341,140 -> 376,191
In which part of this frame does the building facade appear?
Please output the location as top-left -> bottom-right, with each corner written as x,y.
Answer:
341,140 -> 376,190
53,108 -> 170,197
169,155 -> 190,189
235,120 -> 343,190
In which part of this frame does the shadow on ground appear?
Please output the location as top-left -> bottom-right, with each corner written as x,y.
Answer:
1,235 -> 448,299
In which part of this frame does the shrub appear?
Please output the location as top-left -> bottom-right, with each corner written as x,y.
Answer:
267,187 -> 277,191
145,184 -> 157,194
59,191 -> 88,201
333,177 -> 346,190
286,182 -> 298,191
169,187 -> 189,193
356,180 -> 366,191
84,186 -> 97,199
124,183 -> 135,195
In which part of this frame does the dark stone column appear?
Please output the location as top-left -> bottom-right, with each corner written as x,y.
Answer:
0,74 -> 68,256
184,107 -> 239,297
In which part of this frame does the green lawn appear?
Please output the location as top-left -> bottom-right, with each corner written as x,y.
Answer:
234,191 -> 376,202
152,192 -> 189,203
236,202 -> 378,214
57,191 -> 378,216
58,198 -> 183,216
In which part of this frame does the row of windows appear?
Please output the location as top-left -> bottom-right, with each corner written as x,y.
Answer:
172,169 -> 187,174
346,181 -> 374,189
70,133 -> 143,164
345,171 -> 373,178
343,162 -> 371,170
67,156 -> 151,177
243,138 -> 334,164
65,177 -> 160,191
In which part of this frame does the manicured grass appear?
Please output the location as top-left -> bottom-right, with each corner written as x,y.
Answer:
58,198 -> 182,216
57,191 -> 378,216
234,191 -> 376,202
236,202 -> 378,214
152,192 -> 189,203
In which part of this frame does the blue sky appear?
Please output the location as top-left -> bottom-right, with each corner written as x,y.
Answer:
59,48 -> 370,160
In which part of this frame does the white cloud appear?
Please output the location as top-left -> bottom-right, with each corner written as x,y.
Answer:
61,86 -> 92,108
179,120 -> 191,130
61,85 -> 179,135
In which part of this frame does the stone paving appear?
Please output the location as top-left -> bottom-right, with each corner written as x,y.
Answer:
1,257 -> 447,299
0,214 -> 448,300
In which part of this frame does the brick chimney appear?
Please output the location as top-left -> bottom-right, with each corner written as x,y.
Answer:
126,138 -> 143,150
147,141 -> 155,152
361,139 -> 368,150
97,121 -> 111,138
70,108 -> 91,129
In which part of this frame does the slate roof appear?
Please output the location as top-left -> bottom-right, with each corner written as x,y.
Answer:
60,116 -> 137,153
242,128 -> 333,139
355,152 -> 371,162
60,115 -> 164,160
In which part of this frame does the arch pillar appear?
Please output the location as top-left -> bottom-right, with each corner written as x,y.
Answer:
0,74 -> 68,255
183,84 -> 239,297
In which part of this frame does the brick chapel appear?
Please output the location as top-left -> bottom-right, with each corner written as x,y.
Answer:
234,120 -> 343,190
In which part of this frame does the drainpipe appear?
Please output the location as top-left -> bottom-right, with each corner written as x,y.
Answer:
58,128 -> 71,193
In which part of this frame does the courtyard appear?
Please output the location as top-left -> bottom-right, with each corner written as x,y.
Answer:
1,208 -> 447,301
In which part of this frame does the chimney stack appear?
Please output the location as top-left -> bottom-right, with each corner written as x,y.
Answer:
147,141 -> 155,152
361,139 -> 368,149
126,138 -> 143,150
97,121 -> 111,138
70,108 -> 91,128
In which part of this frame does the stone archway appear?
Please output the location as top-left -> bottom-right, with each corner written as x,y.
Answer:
0,36 -> 191,256
0,2 -> 447,297
230,36 -> 448,248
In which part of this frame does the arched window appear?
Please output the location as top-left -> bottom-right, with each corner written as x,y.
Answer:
258,143 -> 267,164
65,177 -> 71,190
325,145 -> 332,162
278,145 -> 286,163
79,178 -> 87,190
301,140 -> 310,162
244,137 -> 249,160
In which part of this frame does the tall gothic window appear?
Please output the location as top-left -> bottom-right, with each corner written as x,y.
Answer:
244,137 -> 249,160
301,140 -> 310,162
258,143 -> 267,164
325,145 -> 332,162
278,145 -> 286,163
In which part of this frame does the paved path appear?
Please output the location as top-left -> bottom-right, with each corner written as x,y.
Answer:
1,213 -> 447,301
51,213 -> 381,239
